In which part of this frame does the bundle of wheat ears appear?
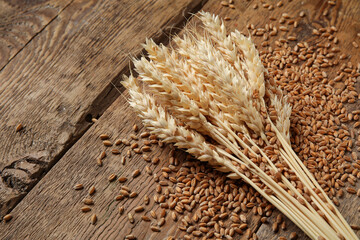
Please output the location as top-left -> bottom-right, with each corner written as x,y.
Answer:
122,12 -> 357,240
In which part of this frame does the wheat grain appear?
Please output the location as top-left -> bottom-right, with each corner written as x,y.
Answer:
122,12 -> 357,240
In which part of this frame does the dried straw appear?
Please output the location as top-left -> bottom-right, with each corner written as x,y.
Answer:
122,11 -> 357,240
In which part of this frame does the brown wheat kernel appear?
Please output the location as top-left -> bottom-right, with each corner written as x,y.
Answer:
151,226 -> 161,232
220,1 -> 228,6
272,222 -> 279,232
160,209 -> 166,218
279,26 -> 288,32
171,211 -> 177,221
253,4 -> 258,9
140,132 -> 150,138
119,190 -> 129,197
282,13 -> 290,19
133,148 -> 141,154
159,181 -> 169,186
144,195 -> 150,205
346,187 -> 356,194
115,195 -> 124,201
115,139 -> 122,145
15,124 -> 23,132
150,210 -> 157,220
91,118 -> 97,123
99,151 -> 106,160
133,124 -> 138,132
158,217 -> 166,226
122,139 -> 130,145
118,177 -> 127,183
91,214 -> 97,224
81,206 -> 91,212
156,185 -> 162,193
129,192 -> 138,198
96,158 -> 103,166
3,214 -> 12,222
130,134 -> 138,140
277,1 -> 283,7
290,232 -> 298,239
108,174 -> 116,182
145,166 -> 153,175
99,134 -> 109,140
132,169 -> 141,178
152,157 -> 160,164
74,184 -> 83,190
149,135 -> 157,140
187,226 -> 195,233
299,11 -> 305,17
134,206 -> 144,213
88,186 -> 96,195
142,154 -> 150,162
239,223 -> 248,229
153,174 -> 159,182
141,146 -> 151,152
352,41 -> 359,48
328,0 -> 336,5
130,143 -> 138,149
121,156 -> 126,165
128,213 -> 134,223
142,215 -> 151,221
281,221 -> 286,230
351,225 -> 360,230
125,235 -> 136,240
224,17 -> 231,21
103,140 -> 112,146
111,149 -> 120,155
83,198 -> 94,205
229,4 -> 235,8
119,206 -> 124,214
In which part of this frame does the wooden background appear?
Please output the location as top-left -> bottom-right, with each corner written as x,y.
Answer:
0,0 -> 359,239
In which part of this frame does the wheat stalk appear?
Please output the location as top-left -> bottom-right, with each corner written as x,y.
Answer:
122,11 -> 357,240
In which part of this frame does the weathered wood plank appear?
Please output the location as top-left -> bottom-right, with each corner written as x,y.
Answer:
0,91 -> 264,239
1,0 -> 360,239
0,0 -> 207,217
0,0 -> 72,70
0,1 -> 265,239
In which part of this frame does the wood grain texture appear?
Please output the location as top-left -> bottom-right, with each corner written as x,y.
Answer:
1,0 -> 360,239
0,92 -> 263,239
0,0 -> 72,70
0,0 -> 206,217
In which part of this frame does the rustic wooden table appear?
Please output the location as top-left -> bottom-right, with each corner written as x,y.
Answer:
0,0 -> 359,239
